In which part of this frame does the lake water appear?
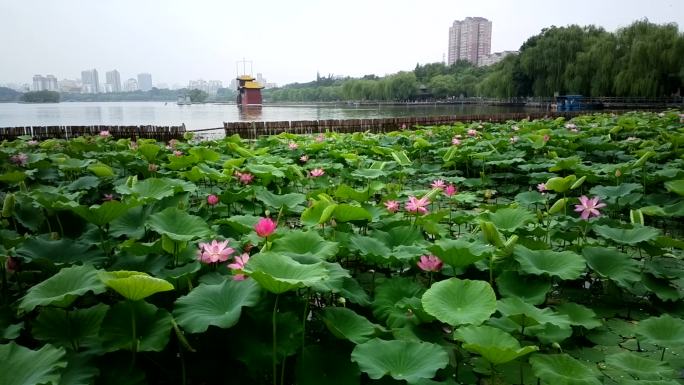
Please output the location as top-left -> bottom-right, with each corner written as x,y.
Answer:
0,101 -> 540,131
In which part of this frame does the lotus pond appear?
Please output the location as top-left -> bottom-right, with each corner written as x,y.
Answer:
1,111 -> 684,385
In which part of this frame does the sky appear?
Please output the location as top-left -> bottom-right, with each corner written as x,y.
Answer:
1,0 -> 682,88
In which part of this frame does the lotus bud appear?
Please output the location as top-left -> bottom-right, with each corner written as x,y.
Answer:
615,169 -> 622,177
2,193 -> 15,218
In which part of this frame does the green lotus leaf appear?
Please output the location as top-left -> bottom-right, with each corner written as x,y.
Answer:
349,234 -> 391,259
15,235 -> 106,265
604,352 -> 676,381
109,206 -> 151,240
636,314 -> 684,348
0,342 -> 67,385
296,345 -> 361,385
422,278 -> 497,326
589,183 -> 642,204
582,246 -> 640,287
593,224 -> 660,245
99,271 -> 174,301
497,297 -> 571,330
545,175 -> 577,193
640,201 -> 684,217
173,279 -> 261,333
351,338 -> 448,383
453,325 -> 538,365
529,354 -> 601,385
245,163 -> 285,178
334,204 -> 372,222
255,189 -> 306,210
664,180 -> 684,196
351,169 -> 385,179
189,147 -> 220,162
32,304 -> 109,350
300,200 -> 337,226
515,191 -> 546,206
641,273 -> 680,301
496,271 -> 551,305
57,353 -> 100,385
137,143 -> 161,162
0,170 -> 27,183
19,264 -> 106,312
335,184 -> 371,202
243,252 -> 328,294
66,175 -> 100,191
513,245 -> 586,280
322,307 -> 383,344
87,162 -> 115,177
428,239 -> 494,268
99,300 -> 172,352
115,178 -> 175,201
271,231 -> 339,260
146,207 -> 211,241
554,303 -> 602,329
372,278 -> 424,328
70,200 -> 138,227
487,207 -> 536,232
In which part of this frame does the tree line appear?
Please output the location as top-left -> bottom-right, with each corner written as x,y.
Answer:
264,20 -> 683,101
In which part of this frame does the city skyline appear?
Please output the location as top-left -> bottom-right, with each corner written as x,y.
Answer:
448,17 -> 492,66
1,0 -> 682,86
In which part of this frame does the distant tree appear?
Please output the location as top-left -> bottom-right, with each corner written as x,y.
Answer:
188,89 -> 208,103
0,87 -> 21,102
20,90 -> 60,103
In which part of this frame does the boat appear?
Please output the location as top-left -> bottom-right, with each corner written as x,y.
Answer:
177,96 -> 191,105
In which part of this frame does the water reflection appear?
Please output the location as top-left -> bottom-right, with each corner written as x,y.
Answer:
238,106 -> 263,121
107,106 -> 124,124
84,106 -> 102,123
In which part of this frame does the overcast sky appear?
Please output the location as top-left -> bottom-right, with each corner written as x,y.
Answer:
1,0 -> 682,87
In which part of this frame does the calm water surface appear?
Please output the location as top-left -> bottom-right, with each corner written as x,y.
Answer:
0,102 -> 539,131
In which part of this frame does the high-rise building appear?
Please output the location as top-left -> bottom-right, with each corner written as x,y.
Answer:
32,75 -> 46,91
33,75 -> 60,91
478,51 -> 518,67
137,73 -> 152,91
448,17 -> 492,66
125,78 -> 138,92
45,75 -> 58,91
106,70 -> 122,93
81,69 -> 99,93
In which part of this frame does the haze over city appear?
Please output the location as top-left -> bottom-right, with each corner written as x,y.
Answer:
1,0 -> 682,88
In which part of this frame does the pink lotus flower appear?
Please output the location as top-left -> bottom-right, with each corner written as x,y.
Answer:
310,168 -> 325,177
300,155 -> 309,163
467,129 -> 478,137
510,136 -> 519,143
197,240 -> 235,264
543,134 -> 550,142
173,150 -> 183,157
384,200 -> 400,213
417,255 -> 443,272
574,195 -> 606,220
444,184 -> 457,197
207,194 -> 219,206
565,123 -> 577,130
401,124 -> 407,129
288,142 -> 298,150
235,171 -> 254,185
10,153 -> 28,167
5,256 -> 19,273
451,137 -> 461,146
315,134 -> 325,142
27,140 -> 39,146
168,139 -> 179,148
255,217 -> 277,238
537,183 -> 547,193
148,163 -> 158,172
99,130 -> 111,138
103,194 -> 114,201
406,196 -> 430,215
228,253 -> 250,281
431,179 -> 446,189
